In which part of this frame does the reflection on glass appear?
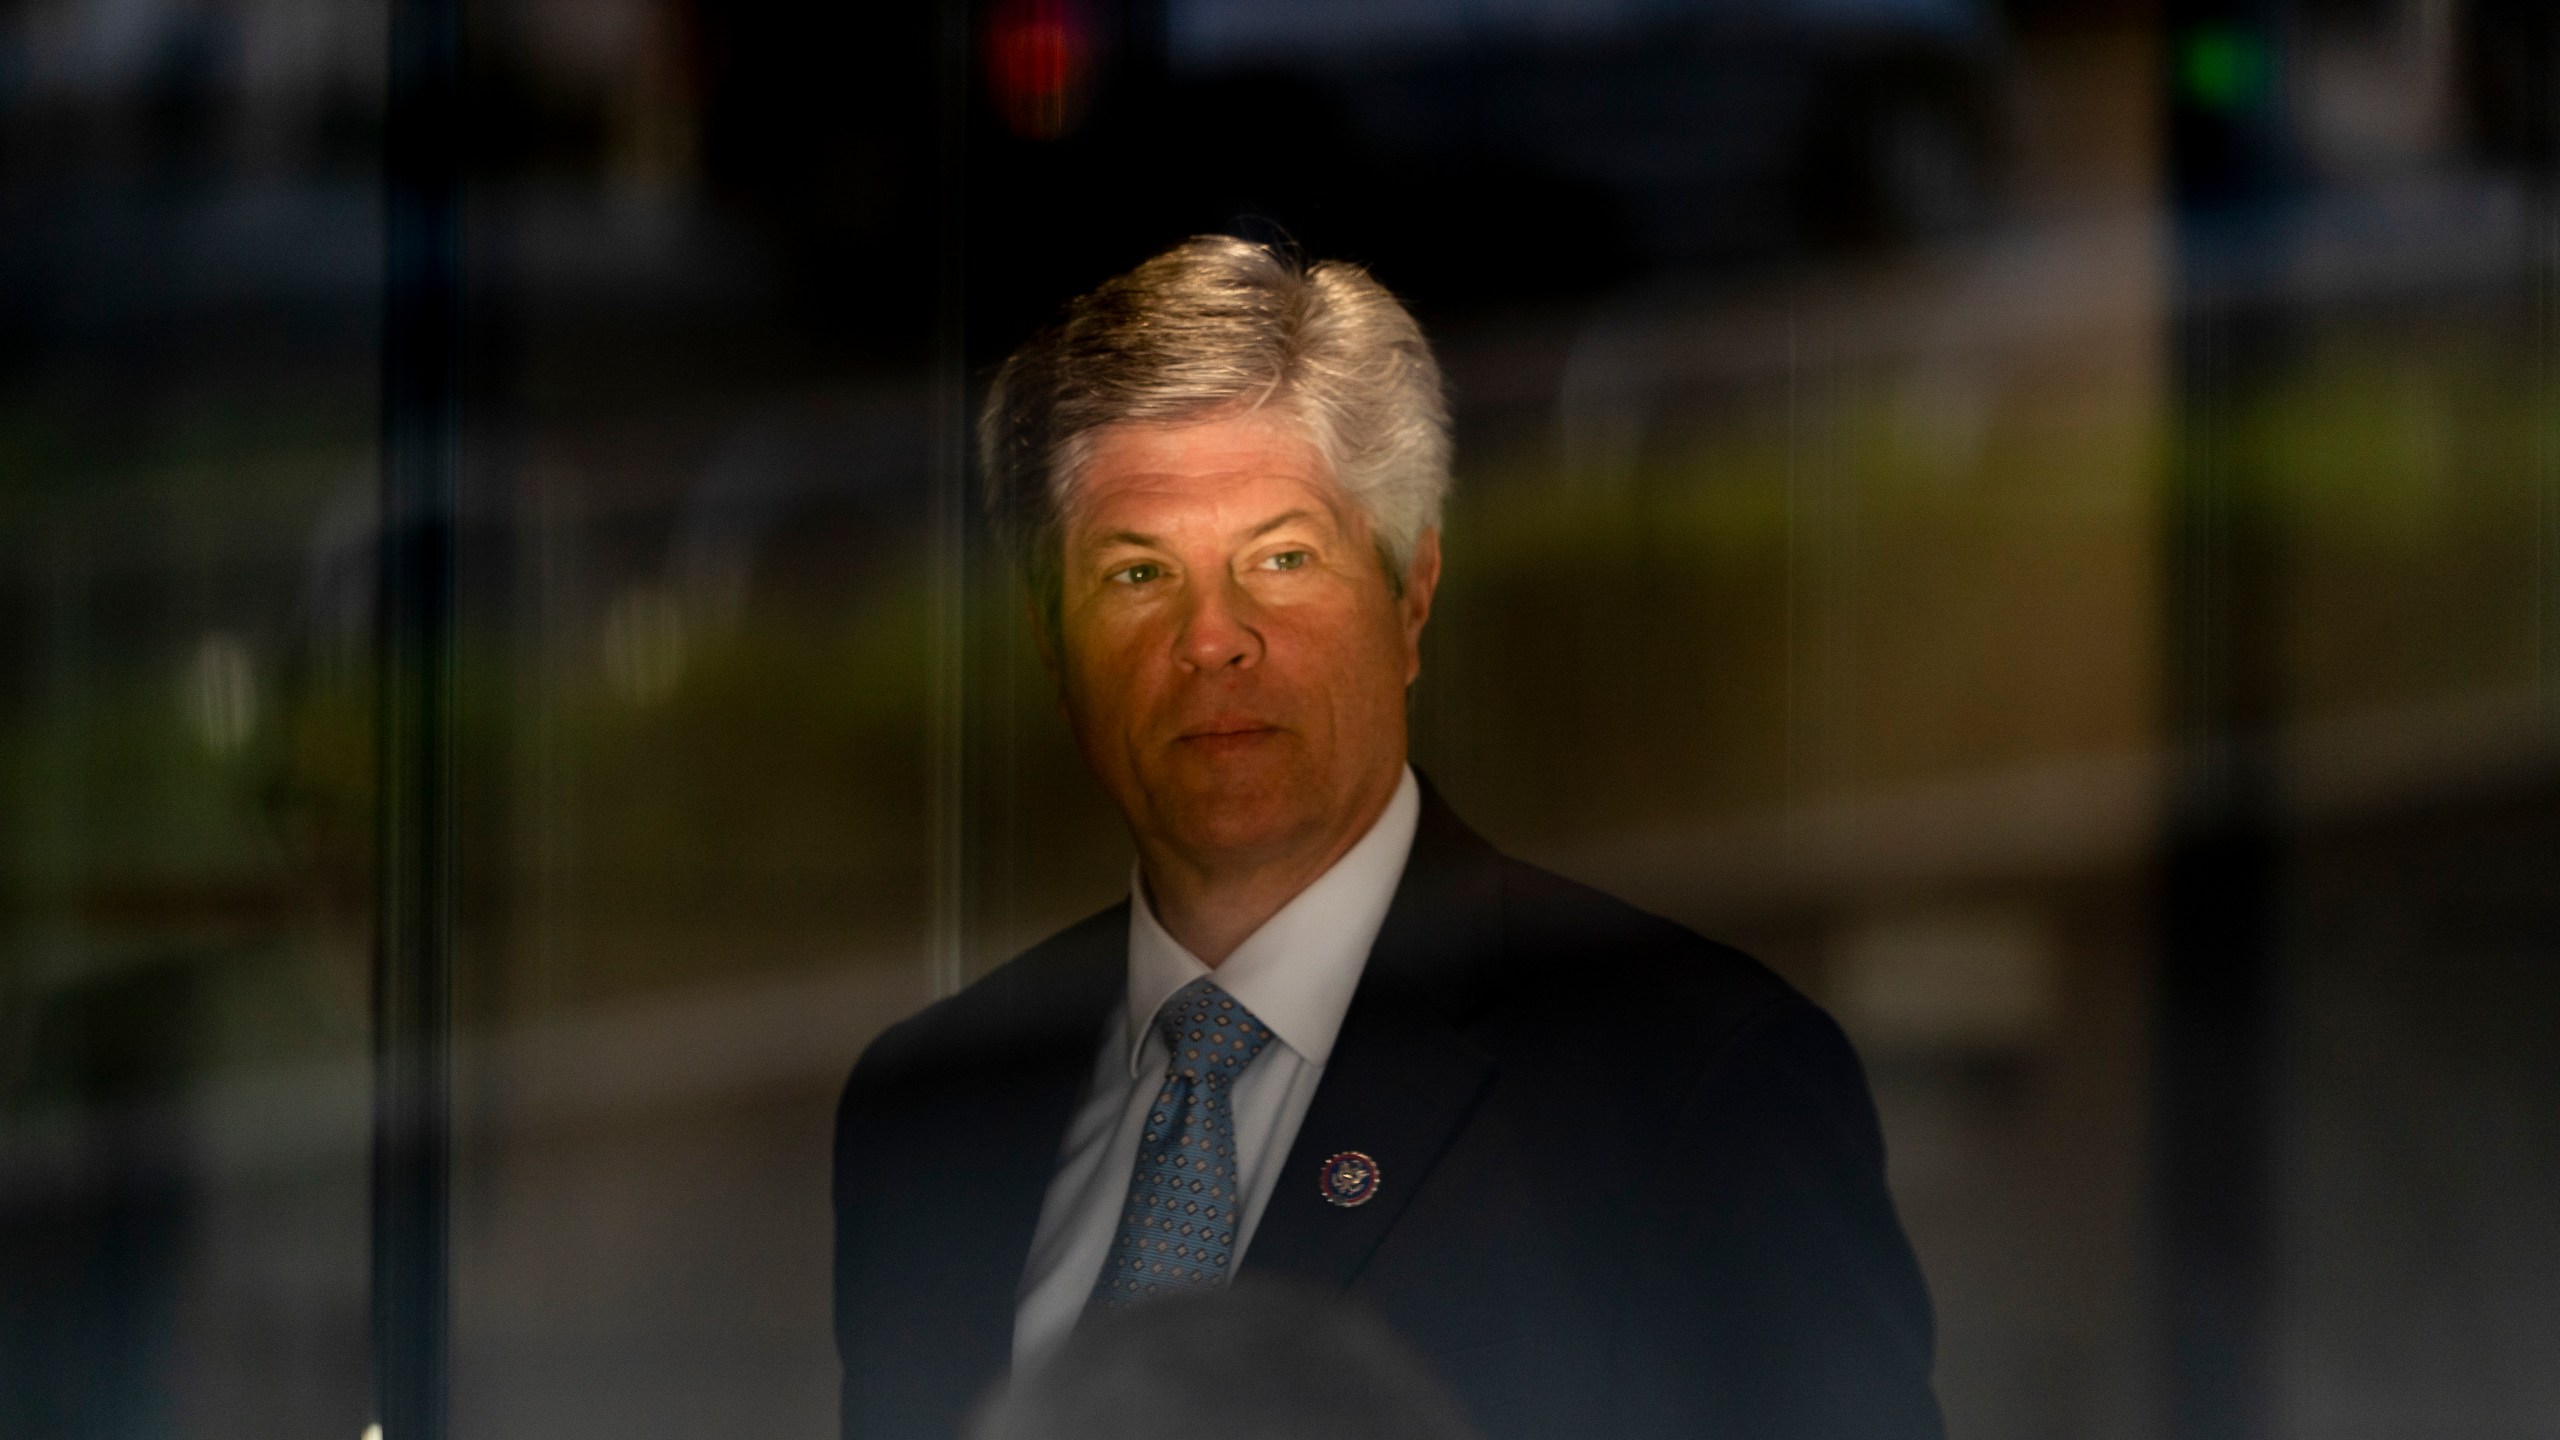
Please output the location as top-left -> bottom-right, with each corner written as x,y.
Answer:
0,0 -> 384,1432
3,1 -> 2556,1438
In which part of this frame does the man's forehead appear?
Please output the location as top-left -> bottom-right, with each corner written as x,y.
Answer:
1067,418 -> 1353,539
1077,411 -> 1329,480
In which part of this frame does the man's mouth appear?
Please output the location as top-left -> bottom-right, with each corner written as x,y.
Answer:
1176,720 -> 1282,744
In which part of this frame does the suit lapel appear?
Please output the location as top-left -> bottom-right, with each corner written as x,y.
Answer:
1242,782 -> 1508,1292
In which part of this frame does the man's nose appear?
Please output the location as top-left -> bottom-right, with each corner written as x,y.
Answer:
1176,574 -> 1262,671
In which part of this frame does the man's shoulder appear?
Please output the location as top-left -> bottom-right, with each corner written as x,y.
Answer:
1475,848 -> 1834,1085
1407,780 -> 1800,1035
844,900 -> 1128,1100
1471,849 -> 1883,1173
1492,851 -> 1797,1015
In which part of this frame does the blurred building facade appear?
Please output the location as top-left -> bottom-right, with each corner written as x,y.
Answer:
2,1 -> 2556,1439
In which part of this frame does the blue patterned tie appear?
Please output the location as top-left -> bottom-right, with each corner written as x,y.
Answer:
1089,977 -> 1277,1308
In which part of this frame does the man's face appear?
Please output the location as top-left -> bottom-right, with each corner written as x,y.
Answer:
1052,410 -> 1438,872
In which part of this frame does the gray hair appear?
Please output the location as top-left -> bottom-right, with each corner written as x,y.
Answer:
979,236 -> 1450,630
967,1282 -> 1481,1440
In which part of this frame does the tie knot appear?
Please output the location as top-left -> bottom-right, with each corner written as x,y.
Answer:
1154,977 -> 1274,1084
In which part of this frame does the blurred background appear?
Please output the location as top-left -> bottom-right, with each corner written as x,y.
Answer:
3,0 -> 2557,1437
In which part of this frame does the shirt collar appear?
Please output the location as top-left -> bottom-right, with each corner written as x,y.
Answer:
1124,766 -> 1422,1078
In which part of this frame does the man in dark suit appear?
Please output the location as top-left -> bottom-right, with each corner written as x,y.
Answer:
835,237 -> 1942,1440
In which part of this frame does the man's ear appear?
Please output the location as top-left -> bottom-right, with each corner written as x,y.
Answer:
1025,589 -> 1062,680
1400,527 -> 1442,677
1402,528 -> 1442,632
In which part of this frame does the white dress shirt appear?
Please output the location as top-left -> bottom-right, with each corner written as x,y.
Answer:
1009,766 -> 1423,1366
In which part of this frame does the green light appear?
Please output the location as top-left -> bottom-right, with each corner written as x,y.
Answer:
2181,24 -> 2269,113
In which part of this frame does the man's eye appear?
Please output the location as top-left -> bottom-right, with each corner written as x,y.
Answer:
1262,550 -> 1310,572
1108,562 -> 1164,585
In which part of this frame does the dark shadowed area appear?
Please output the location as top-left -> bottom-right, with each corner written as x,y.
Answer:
3,1 -> 2556,1438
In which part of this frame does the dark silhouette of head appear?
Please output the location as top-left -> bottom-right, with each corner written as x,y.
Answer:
970,1282 -> 1480,1440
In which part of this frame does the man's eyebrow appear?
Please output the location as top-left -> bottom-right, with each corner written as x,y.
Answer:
1084,511 -> 1320,551
1243,509 -> 1318,540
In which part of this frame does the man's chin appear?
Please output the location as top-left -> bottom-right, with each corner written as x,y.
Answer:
1144,754 -> 1326,861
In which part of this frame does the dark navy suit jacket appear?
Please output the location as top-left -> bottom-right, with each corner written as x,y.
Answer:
834,784 -> 1943,1440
